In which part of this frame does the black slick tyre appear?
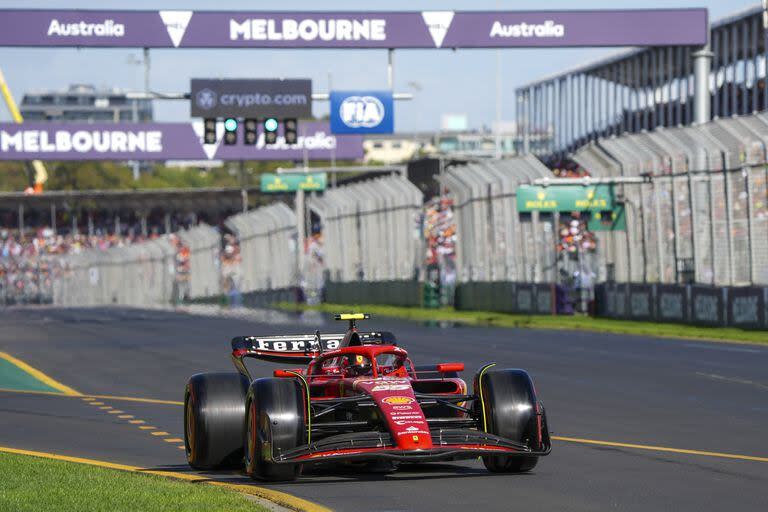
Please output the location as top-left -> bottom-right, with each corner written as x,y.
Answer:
477,368 -> 542,473
244,377 -> 306,482
184,372 -> 249,470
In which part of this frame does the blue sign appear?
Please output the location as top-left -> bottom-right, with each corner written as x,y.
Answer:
330,91 -> 394,134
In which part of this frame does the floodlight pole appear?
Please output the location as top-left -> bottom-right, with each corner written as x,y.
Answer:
296,187 -> 306,290
692,44 -> 712,125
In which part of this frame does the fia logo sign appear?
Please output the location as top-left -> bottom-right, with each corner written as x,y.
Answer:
339,96 -> 385,129
330,91 -> 393,134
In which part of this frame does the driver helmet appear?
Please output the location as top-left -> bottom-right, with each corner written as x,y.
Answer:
347,354 -> 372,377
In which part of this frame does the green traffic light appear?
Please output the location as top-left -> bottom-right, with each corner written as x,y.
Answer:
264,118 -> 279,132
224,118 -> 238,132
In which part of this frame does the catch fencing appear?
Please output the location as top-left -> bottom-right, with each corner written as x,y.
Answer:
52,237 -> 176,307
309,174 -> 423,284
224,202 -> 297,293
439,156 -> 556,284
573,112 -> 768,287
177,224 -> 221,300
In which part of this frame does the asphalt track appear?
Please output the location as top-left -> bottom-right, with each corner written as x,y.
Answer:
1,306 -> 766,511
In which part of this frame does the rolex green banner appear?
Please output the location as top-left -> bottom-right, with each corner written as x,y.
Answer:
260,172 -> 326,193
516,184 -> 614,212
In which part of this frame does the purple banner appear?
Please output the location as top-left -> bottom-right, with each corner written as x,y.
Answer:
0,9 -> 708,48
0,122 -> 363,161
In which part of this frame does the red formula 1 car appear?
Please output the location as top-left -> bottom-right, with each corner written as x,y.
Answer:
184,313 -> 551,481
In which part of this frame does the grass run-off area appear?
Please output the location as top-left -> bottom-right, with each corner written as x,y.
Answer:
0,452 -> 265,512
278,302 -> 768,346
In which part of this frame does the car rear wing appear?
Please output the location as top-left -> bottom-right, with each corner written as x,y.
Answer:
231,331 -> 397,364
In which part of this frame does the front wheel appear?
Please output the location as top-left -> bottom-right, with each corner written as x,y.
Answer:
244,378 -> 305,482
476,368 -> 545,473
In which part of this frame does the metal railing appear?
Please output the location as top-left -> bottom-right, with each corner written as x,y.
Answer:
573,111 -> 768,286
224,202 -> 297,292
309,175 -> 423,283
177,224 -> 221,300
51,237 -> 176,306
439,156 -> 556,283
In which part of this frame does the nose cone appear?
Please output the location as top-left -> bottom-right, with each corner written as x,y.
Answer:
354,377 -> 434,449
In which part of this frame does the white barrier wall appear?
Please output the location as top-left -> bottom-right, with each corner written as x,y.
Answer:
225,202 -> 297,292
310,175 -> 423,283
52,237 -> 176,306
440,156 -> 555,283
573,112 -> 768,286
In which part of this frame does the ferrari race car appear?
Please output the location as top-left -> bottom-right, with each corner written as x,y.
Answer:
184,313 -> 551,481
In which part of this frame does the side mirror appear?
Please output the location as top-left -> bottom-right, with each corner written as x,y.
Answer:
436,362 -> 464,373
274,368 -> 304,378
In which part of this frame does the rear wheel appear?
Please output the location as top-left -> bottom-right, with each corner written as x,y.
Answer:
184,372 -> 249,470
476,369 -> 542,473
244,378 -> 306,481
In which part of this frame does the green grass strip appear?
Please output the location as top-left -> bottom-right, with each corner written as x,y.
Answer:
277,302 -> 768,346
0,452 -> 266,512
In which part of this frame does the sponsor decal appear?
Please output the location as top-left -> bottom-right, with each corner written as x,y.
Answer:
395,430 -> 428,437
382,396 -> 414,405
392,405 -> 414,411
230,18 -> 387,42
159,10 -> 193,48
394,420 -> 427,426
0,129 -> 161,154
421,11 -> 454,48
732,296 -> 759,324
489,20 -> 565,38
371,383 -> 411,392
47,19 -> 125,38
339,96 -> 385,129
217,92 -> 308,108
253,338 -> 341,352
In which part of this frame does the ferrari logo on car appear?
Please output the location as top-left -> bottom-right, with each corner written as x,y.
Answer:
383,396 -> 415,405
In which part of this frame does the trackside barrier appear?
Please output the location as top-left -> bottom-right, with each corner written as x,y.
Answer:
453,282 -> 555,314
177,224 -> 221,300
572,112 -> 768,287
439,156 -> 556,283
594,283 -> 768,329
52,237 -> 176,306
309,175 -> 423,283
224,202 -> 297,292
323,280 -> 421,307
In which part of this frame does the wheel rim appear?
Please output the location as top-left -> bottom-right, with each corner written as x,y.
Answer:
245,401 -> 255,471
185,394 -> 195,459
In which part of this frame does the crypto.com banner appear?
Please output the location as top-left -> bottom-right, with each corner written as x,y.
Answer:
0,122 -> 363,161
0,9 -> 708,48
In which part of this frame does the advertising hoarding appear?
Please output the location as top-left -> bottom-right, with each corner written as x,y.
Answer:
0,10 -> 708,48
191,79 -> 312,118
0,121 -> 363,161
516,184 -> 615,212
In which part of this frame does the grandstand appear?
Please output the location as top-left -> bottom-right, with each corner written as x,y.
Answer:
516,5 -> 765,159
